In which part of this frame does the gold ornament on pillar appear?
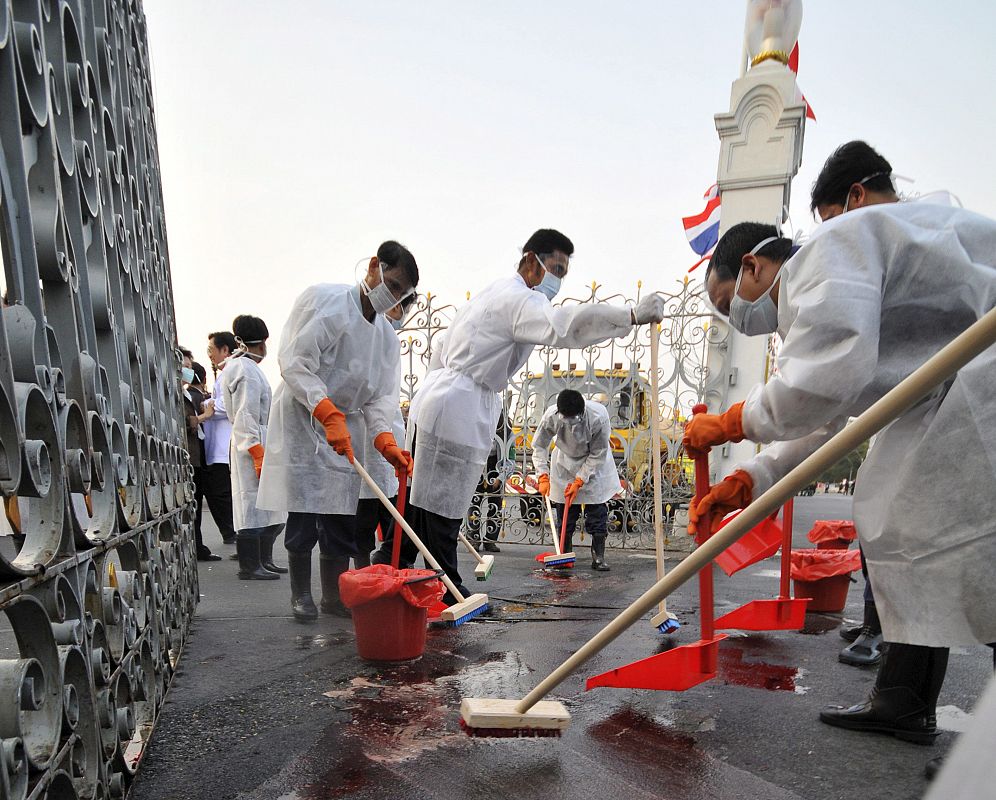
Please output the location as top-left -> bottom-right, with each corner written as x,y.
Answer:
746,0 -> 803,68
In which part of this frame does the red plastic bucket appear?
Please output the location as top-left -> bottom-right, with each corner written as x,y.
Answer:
793,574 -> 851,613
351,594 -> 428,662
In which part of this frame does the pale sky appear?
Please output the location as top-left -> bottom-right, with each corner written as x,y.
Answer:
142,0 -> 996,387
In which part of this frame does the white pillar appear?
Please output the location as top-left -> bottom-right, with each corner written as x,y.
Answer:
708,58 -> 807,478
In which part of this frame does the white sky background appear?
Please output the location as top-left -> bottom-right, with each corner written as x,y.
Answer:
142,0 -> 996,388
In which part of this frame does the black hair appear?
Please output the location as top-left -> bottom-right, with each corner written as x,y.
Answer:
522,229 -> 574,258
208,331 -> 237,355
191,361 -> 207,385
556,389 -> 585,418
232,315 -> 269,344
705,222 -> 794,284
810,140 -> 894,212
179,346 -> 193,360
377,240 -> 419,291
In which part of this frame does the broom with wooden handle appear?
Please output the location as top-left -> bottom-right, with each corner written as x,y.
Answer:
460,303 -> 996,736
352,460 -> 489,626
647,322 -> 680,634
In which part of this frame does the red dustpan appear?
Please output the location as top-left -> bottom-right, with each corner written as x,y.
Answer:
586,406 -> 726,692
714,499 -> 810,631
714,510 -> 782,576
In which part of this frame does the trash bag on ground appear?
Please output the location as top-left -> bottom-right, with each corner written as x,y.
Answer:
339,564 -> 444,609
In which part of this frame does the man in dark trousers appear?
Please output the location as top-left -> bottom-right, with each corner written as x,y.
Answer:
202,331 -> 239,545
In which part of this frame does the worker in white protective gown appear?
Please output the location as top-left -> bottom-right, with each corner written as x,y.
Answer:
353,410 -> 407,568
532,390 -> 619,571
372,229 -> 667,602
257,241 -> 418,622
221,314 -> 287,581
685,152 -> 996,747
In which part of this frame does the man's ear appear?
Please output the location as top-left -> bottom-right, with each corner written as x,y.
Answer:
739,253 -> 761,281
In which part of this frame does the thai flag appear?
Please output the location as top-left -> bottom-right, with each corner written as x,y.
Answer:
788,43 -> 816,121
682,184 -> 721,271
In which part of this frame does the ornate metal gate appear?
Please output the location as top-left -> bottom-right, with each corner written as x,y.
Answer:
0,1 -> 196,797
398,279 -> 731,550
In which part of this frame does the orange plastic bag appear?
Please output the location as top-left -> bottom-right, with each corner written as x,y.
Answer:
807,520 -> 857,545
339,564 -> 444,610
790,548 -> 861,581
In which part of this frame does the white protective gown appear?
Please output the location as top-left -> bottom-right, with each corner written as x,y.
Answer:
221,355 -> 286,531
358,410 -> 406,501
410,273 -> 634,519
736,202 -> 996,647
531,401 -> 619,505
257,284 -> 400,515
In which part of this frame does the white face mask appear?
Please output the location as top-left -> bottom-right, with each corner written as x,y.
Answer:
181,366 -> 195,384
729,236 -> 786,337
533,254 -> 563,301
362,261 -> 414,316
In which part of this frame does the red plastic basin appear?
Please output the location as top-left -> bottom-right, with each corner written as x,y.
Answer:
793,574 -> 851,613
351,594 -> 428,662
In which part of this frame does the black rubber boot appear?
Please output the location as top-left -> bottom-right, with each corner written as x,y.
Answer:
840,601 -> 880,643
820,642 -> 944,744
840,623 -> 863,643
236,534 -> 280,581
260,529 -> 288,574
288,551 -> 318,622
319,555 -> 351,617
590,536 -> 610,571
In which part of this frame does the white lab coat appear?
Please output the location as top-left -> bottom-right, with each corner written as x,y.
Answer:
410,273 -> 633,518
358,410 -> 406,500
222,355 -> 286,531
531,401 -> 618,505
736,202 -> 996,647
257,284 -> 400,515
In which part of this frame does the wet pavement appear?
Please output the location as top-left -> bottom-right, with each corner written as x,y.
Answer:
130,496 -> 993,799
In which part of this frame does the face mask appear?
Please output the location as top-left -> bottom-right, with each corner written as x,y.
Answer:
181,367 -> 195,384
390,316 -> 404,331
362,261 -> 412,316
728,236 -> 786,336
533,255 -> 562,301
843,171 -> 892,213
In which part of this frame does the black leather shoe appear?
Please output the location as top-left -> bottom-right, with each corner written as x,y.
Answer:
839,629 -> 884,667
483,542 -> 500,553
591,557 -> 610,571
197,550 -> 222,562
840,623 -> 864,643
819,687 -> 938,744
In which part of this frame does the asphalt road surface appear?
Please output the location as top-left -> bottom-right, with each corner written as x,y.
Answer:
130,495 -> 993,800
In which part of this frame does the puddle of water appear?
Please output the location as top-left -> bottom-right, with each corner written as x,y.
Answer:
294,633 -> 350,650
718,646 -> 804,692
798,614 -> 844,636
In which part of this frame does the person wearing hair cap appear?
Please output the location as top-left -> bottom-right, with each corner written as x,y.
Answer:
222,314 -> 287,581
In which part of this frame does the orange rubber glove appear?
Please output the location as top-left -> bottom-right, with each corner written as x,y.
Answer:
687,469 -> 753,537
564,477 -> 585,506
248,443 -> 265,479
536,474 -> 551,497
682,402 -> 746,456
374,432 -> 413,479
312,398 -> 354,462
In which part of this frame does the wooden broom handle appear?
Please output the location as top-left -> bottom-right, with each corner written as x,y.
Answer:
352,459 -> 466,603
515,304 -> 996,714
650,323 -> 666,611
544,495 -> 564,556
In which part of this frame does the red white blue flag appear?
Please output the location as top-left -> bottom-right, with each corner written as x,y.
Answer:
788,43 -> 816,121
682,184 -> 721,271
